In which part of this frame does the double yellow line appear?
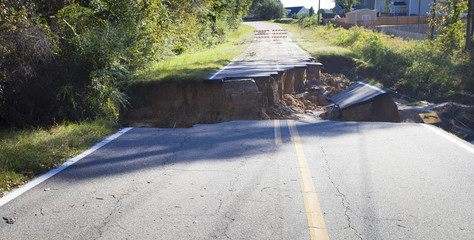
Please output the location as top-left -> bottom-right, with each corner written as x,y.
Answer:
274,120 -> 329,240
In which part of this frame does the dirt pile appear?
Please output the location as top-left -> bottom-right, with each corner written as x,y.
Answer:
319,73 -> 351,95
273,73 -> 351,117
281,93 -> 325,112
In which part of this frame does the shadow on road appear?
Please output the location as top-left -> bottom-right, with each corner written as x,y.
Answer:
54,120 -> 408,182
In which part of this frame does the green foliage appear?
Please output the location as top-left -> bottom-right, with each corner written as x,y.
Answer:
135,24 -> 255,82
428,0 -> 468,54
326,21 -> 334,30
384,0 -> 391,13
336,26 -> 368,46
297,16 -> 319,28
249,0 -> 285,20
335,0 -> 360,12
0,118 -> 118,196
0,0 -> 61,126
303,25 -> 470,101
1,0 -> 253,128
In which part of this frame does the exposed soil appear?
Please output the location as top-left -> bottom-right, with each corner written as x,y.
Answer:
121,55 -> 473,144
316,56 -> 355,74
122,79 -> 265,128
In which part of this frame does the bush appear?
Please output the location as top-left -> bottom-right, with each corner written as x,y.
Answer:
309,25 -> 470,101
297,16 -> 318,28
0,0 -> 60,126
1,0 -> 253,128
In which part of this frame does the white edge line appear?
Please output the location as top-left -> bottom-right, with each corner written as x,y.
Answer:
357,81 -> 386,94
422,124 -> 474,154
0,127 -> 134,207
208,60 -> 236,80
208,45 -> 246,80
208,25 -> 251,80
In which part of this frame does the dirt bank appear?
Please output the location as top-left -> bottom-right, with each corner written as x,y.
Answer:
122,79 -> 265,128
121,64 -> 324,127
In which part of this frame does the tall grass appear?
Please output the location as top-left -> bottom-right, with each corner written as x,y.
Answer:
275,21 -> 473,101
272,22 -> 354,58
134,24 -> 255,82
0,119 -> 118,196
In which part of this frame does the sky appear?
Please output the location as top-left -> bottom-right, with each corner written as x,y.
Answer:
280,0 -> 335,10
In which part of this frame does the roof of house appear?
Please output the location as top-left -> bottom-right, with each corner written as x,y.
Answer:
319,9 -> 334,14
285,6 -> 306,16
347,8 -> 377,14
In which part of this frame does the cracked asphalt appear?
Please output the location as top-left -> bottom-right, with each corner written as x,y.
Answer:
1,120 -> 473,239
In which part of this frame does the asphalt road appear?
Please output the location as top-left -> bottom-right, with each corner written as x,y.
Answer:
1,120 -> 473,239
209,22 -> 312,80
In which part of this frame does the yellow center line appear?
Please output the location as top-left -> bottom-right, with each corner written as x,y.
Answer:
274,120 -> 283,146
287,120 -> 329,240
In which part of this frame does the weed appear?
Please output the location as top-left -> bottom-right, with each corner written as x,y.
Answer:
134,24 -> 254,82
0,118 -> 118,197
275,22 -> 471,101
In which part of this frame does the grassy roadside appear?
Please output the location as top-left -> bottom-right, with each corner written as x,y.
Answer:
134,24 -> 255,82
271,22 -> 354,59
0,24 -> 255,197
272,21 -> 472,102
0,119 -> 118,197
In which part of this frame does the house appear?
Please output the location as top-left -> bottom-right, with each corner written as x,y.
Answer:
356,0 -> 433,16
332,4 -> 345,15
345,8 -> 377,25
285,6 -> 309,17
319,9 -> 338,19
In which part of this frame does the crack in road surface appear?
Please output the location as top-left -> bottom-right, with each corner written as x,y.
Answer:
320,146 -> 364,240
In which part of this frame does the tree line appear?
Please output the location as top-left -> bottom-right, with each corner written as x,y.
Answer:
248,0 -> 285,20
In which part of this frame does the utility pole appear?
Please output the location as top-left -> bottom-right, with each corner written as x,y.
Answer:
317,0 -> 321,25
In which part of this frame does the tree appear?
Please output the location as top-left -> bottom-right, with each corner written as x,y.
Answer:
428,0 -> 469,53
466,0 -> 473,50
437,0 -> 468,53
0,0 -> 254,127
335,0 -> 359,13
249,0 -> 285,20
309,6 -> 315,17
384,0 -> 391,13
428,0 -> 441,40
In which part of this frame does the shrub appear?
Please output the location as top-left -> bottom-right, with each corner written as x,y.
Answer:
1,0 -> 253,128
335,27 -> 368,46
306,25 -> 469,101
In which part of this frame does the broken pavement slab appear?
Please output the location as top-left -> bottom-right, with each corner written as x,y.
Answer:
328,81 -> 400,122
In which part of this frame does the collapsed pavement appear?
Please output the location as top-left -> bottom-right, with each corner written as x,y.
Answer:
121,61 -> 473,144
121,63 -> 324,128
122,63 -> 400,127
324,81 -> 400,122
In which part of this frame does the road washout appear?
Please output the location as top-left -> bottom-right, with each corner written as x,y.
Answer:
121,21 -> 473,143
121,56 -> 473,143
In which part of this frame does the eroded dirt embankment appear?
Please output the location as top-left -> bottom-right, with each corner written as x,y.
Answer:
121,63 -> 325,128
122,79 -> 264,128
